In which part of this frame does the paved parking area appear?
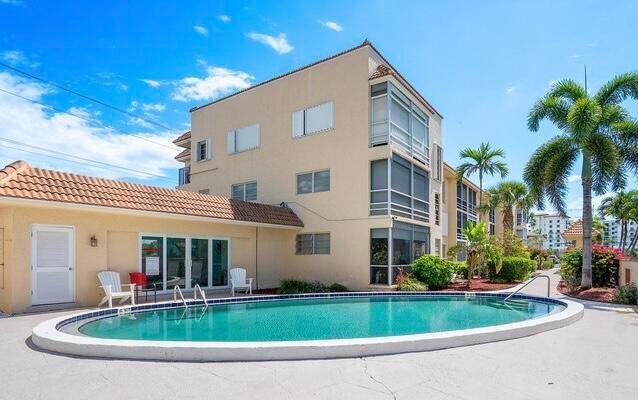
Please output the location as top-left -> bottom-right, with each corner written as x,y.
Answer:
2,269 -> 637,400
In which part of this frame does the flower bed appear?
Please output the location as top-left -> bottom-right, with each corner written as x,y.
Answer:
557,281 -> 616,303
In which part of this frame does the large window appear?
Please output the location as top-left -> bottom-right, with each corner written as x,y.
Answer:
227,124 -> 259,154
297,170 -> 330,194
140,235 -> 230,291
369,81 -> 430,166
369,155 -> 430,222
178,167 -> 190,185
295,233 -> 330,255
232,181 -> 257,202
292,101 -> 334,137
369,222 -> 431,285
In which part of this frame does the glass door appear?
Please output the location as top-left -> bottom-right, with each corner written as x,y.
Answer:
166,237 -> 186,289
212,239 -> 229,286
141,236 -> 164,289
190,238 -> 209,288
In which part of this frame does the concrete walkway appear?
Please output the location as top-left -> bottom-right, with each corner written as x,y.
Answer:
1,271 -> 637,400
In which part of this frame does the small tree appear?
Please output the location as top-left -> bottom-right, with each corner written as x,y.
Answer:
450,221 -> 502,287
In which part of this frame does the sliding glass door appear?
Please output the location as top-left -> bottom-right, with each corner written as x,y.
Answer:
140,235 -> 229,291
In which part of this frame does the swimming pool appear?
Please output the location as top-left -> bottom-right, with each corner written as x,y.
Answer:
32,292 -> 583,361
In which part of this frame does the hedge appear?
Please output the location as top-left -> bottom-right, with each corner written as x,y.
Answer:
490,256 -> 536,283
560,245 -> 620,289
411,255 -> 455,289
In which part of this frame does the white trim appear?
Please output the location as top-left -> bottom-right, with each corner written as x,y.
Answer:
31,224 -> 75,306
0,197 -> 301,230
32,294 -> 584,362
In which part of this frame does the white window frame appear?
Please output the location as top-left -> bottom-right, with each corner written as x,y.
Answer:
295,233 -> 331,255
227,124 -> 260,154
231,181 -> 257,202
296,169 -> 330,194
292,101 -> 334,138
196,138 -> 211,162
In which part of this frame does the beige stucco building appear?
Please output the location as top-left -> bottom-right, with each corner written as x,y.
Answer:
174,41 -> 445,288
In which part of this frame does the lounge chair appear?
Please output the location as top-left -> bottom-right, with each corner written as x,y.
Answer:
97,271 -> 136,308
229,267 -> 253,296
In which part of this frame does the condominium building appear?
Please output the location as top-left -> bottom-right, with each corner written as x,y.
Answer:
174,40 -> 444,289
603,219 -> 638,249
529,212 -> 572,250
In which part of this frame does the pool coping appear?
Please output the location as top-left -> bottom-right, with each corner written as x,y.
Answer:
31,292 -> 584,361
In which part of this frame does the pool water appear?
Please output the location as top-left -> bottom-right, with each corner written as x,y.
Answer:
76,295 -> 565,342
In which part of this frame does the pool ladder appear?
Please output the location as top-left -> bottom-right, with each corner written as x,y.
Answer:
504,275 -> 550,301
173,285 -> 209,310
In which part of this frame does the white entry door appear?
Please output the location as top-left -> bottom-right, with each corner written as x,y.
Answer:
31,226 -> 75,305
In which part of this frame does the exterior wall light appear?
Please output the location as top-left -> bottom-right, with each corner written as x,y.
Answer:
90,235 -> 98,247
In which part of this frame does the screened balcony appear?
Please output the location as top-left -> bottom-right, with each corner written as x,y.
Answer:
370,81 -> 430,167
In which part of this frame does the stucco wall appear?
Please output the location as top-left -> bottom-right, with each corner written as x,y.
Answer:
619,259 -> 638,286
0,203 -> 299,313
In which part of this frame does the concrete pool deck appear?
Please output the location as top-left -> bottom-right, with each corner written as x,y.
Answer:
2,269 -> 638,400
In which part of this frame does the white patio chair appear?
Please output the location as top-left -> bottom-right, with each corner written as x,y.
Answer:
229,267 -> 253,296
97,271 -> 136,308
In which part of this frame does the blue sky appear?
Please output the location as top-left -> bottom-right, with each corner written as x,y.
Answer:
1,0 -> 637,217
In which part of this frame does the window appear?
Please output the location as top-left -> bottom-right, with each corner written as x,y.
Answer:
369,223 -> 430,285
369,81 -> 430,165
227,124 -> 259,154
292,101 -> 334,137
435,238 -> 441,257
231,181 -> 257,202
434,193 -> 440,226
369,156 -> 430,222
295,233 -> 330,255
297,170 -> 330,194
178,167 -> 190,185
196,139 -> 211,161
433,144 -> 443,181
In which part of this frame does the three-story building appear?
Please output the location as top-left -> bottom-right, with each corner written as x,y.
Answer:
174,40 -> 444,289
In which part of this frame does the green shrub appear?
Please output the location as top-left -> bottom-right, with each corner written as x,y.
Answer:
411,255 -> 454,289
328,283 -> 348,292
560,246 -> 620,288
395,275 -> 428,291
278,279 -> 313,294
448,261 -> 467,279
490,256 -> 536,283
278,279 -> 348,294
613,284 -> 637,305
541,259 -> 554,270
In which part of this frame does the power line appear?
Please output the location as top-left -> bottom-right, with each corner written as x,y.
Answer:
0,137 -> 176,183
0,87 -> 181,151
0,61 -> 179,133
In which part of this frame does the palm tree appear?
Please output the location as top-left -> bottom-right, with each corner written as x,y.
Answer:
450,221 -> 500,287
525,72 -> 638,288
487,181 -> 531,231
599,191 -> 633,250
457,143 -> 509,221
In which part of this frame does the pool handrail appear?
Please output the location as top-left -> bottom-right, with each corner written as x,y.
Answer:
173,285 -> 188,309
504,274 -> 550,301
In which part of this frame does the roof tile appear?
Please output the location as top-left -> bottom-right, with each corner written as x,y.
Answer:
0,160 -> 303,228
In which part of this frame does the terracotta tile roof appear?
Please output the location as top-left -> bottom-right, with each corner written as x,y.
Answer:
0,160 -> 303,228
562,220 -> 599,238
369,64 -> 393,80
174,148 -> 190,161
172,131 -> 191,147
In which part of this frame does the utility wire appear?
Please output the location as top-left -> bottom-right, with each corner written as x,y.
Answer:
0,61 -> 179,133
0,87 -> 181,151
0,137 -> 175,182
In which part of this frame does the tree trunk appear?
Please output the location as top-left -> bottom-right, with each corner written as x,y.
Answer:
619,220 -> 626,251
503,207 -> 514,232
627,225 -> 638,253
581,153 -> 593,289
478,171 -> 483,222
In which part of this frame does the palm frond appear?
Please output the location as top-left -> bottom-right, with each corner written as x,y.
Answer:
547,79 -> 587,103
585,133 -> 621,195
566,98 -> 602,141
527,96 -> 570,132
594,71 -> 638,106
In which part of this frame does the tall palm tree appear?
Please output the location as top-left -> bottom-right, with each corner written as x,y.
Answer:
457,142 -> 509,221
525,72 -> 638,288
599,191 -> 633,250
487,181 -> 531,231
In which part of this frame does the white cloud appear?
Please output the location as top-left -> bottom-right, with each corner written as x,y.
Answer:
94,72 -> 128,92
193,25 -> 208,36
218,15 -> 230,23
1,50 -> 39,68
172,66 -> 253,102
322,21 -> 343,32
246,32 -> 293,54
0,72 -> 179,181
140,79 -> 162,88
568,175 -> 581,183
505,86 -> 517,96
128,101 -> 166,113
